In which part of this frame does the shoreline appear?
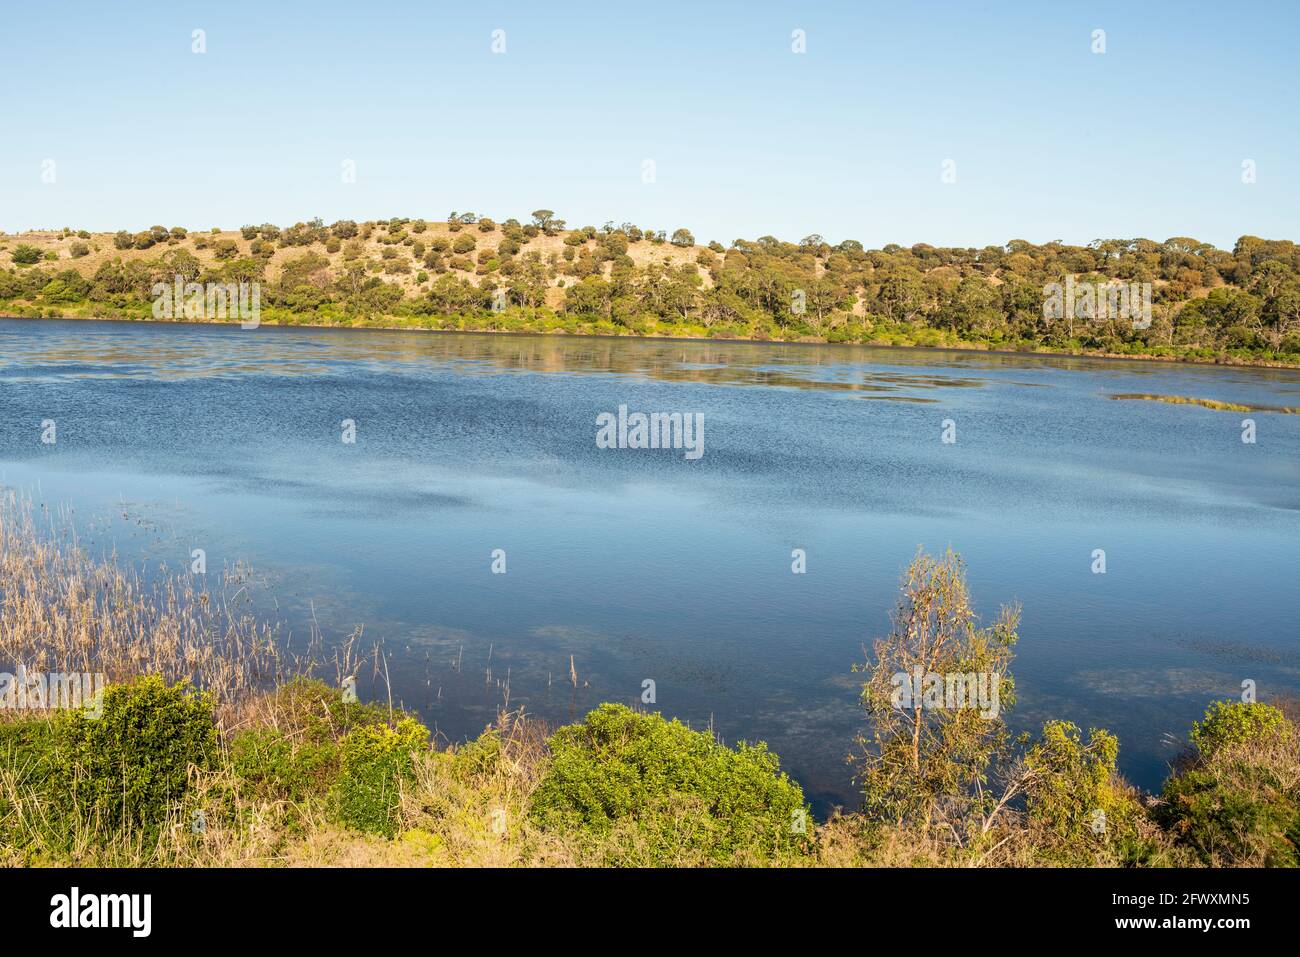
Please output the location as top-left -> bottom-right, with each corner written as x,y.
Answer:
7,310 -> 1300,374
2,488 -> 1294,868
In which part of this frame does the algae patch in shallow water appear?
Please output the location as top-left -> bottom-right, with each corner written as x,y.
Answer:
1109,394 -> 1300,415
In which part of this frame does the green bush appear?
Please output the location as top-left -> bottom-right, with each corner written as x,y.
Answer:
50,676 -> 216,838
259,677 -> 398,744
1162,765 -> 1299,867
229,727 -> 340,805
1023,720 -> 1148,863
451,727 -> 502,782
1190,701 -> 1290,758
0,718 -> 59,857
10,244 -> 41,265
1160,701 -> 1298,866
330,717 -> 428,837
0,717 -> 55,795
530,703 -> 810,864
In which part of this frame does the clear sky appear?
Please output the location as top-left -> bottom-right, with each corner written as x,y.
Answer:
2,0 -> 1296,250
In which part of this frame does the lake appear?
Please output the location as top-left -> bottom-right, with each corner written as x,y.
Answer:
2,316 -> 1298,812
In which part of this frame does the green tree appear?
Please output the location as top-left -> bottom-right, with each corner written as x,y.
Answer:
854,550 -> 1019,825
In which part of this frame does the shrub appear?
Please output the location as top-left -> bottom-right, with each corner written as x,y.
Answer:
1160,701 -> 1298,866
1191,701 -> 1291,758
258,678 -> 406,745
0,718 -> 59,855
1022,720 -> 1148,863
530,703 -> 810,864
40,279 -> 81,303
69,241 -> 90,258
451,728 -> 502,782
10,244 -> 41,265
452,234 -> 477,255
229,727 -> 340,805
331,717 -> 429,837
49,676 -> 216,839
0,717 -> 55,795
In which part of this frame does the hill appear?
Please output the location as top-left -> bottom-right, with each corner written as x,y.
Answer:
2,215 -> 1299,366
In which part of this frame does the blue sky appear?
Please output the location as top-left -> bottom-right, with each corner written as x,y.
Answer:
1,1 -> 1296,249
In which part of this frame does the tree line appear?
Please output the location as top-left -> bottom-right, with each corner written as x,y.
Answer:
3,215 -> 1299,362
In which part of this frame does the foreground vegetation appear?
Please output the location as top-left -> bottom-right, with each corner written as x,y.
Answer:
0,497 -> 1295,867
3,215 -> 1300,366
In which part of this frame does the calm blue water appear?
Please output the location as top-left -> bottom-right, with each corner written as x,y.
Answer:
2,317 -> 1298,811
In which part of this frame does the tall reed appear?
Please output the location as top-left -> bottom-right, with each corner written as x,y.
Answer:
0,489 -> 286,714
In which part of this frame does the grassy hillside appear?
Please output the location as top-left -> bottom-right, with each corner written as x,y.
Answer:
0,216 -> 705,313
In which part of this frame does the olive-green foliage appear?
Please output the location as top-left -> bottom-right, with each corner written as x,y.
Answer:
226,676 -> 412,811
1160,701 -> 1298,866
227,680 -> 420,827
330,717 -> 429,837
228,728 -> 340,805
451,727 -> 502,782
530,703 -> 810,864
0,718 -> 55,795
50,676 -> 216,838
10,244 -> 41,265
261,677 -> 399,743
1023,720 -> 1148,863
855,550 -> 1019,824
0,718 -> 59,856
1190,700 -> 1291,757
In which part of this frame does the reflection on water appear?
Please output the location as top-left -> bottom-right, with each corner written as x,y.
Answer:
2,317 -> 1300,812
9,317 -> 1300,390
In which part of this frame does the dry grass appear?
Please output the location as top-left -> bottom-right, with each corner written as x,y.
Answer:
0,221 -> 710,305
0,490 -> 288,718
